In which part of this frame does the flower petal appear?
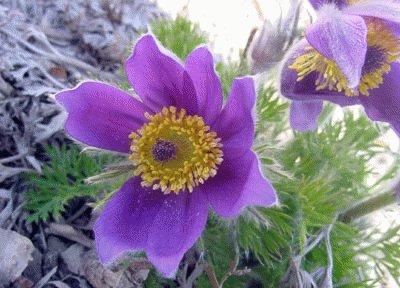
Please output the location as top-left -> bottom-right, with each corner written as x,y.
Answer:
345,0 -> 400,25
280,39 -> 361,107
309,0 -> 349,10
359,63 -> 400,135
203,150 -> 277,218
185,47 -> 223,125
55,81 -> 148,153
305,5 -> 367,88
290,101 -> 323,131
94,177 -> 208,277
146,187 -> 208,277
388,20 -> 400,37
214,77 -> 256,160
125,34 -> 198,113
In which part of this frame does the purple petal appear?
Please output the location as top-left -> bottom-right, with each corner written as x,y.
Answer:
146,188 -> 208,277
359,63 -> 400,135
387,19 -> 400,37
280,39 -> 361,107
202,150 -> 277,218
182,71 -> 199,116
125,34 -> 198,114
305,5 -> 367,88
185,47 -> 223,125
309,0 -> 349,10
214,77 -> 256,160
345,1 -> 400,25
94,177 -> 208,277
290,101 -> 323,131
55,81 -> 148,153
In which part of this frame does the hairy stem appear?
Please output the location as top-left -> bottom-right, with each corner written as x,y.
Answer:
340,191 -> 397,223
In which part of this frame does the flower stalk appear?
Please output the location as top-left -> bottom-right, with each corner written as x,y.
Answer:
340,191 -> 398,223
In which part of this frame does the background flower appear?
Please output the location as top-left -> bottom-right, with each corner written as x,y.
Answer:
280,0 -> 400,133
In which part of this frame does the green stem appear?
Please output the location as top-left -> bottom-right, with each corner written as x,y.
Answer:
340,191 -> 397,223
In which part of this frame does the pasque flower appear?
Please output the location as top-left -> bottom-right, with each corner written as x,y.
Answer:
249,0 -> 301,73
280,0 -> 400,133
56,34 -> 277,277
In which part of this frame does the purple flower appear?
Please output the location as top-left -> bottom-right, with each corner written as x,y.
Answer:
249,0 -> 302,73
55,34 -> 277,277
280,0 -> 400,133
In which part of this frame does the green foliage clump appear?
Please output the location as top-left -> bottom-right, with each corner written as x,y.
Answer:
215,62 -> 249,98
195,216 -> 249,288
272,115 -> 393,284
359,224 -> 400,286
23,144 -> 113,223
255,85 -> 289,135
152,16 -> 208,60
145,268 -> 177,288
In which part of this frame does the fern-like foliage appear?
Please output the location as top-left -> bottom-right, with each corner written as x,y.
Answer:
151,16 -> 208,60
215,61 -> 248,99
23,144 -> 113,223
255,85 -> 289,136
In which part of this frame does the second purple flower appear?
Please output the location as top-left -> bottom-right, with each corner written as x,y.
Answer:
280,0 -> 400,133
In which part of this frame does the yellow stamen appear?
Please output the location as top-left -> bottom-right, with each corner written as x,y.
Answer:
129,106 -> 223,194
289,20 -> 400,96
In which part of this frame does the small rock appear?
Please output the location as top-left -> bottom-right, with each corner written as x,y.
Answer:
61,244 -> 86,276
83,250 -> 143,288
47,236 -> 68,253
43,252 -> 59,276
0,228 -> 34,285
43,236 -> 68,272
49,66 -> 68,80
22,248 -> 43,283
12,276 -> 34,288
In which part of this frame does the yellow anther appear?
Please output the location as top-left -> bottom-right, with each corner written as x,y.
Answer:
129,106 -> 223,194
289,20 -> 400,97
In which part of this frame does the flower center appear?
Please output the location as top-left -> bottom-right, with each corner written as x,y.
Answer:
362,45 -> 386,75
289,20 -> 400,96
151,139 -> 177,163
129,106 -> 223,194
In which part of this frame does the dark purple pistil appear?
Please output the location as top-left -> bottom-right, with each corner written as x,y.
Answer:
362,45 -> 386,75
152,139 -> 177,163
330,0 -> 348,9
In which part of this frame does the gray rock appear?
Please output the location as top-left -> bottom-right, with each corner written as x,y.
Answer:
0,228 -> 34,285
22,248 -> 43,283
61,244 -> 86,276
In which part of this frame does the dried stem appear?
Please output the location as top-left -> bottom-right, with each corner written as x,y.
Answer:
204,265 -> 220,288
303,227 -> 327,256
48,223 -> 94,248
182,262 -> 206,288
0,152 -> 28,164
203,256 -> 251,288
321,225 -> 333,288
242,27 -> 258,63
0,27 -> 120,82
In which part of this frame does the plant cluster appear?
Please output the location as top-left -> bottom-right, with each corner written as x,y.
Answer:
24,16 -> 400,287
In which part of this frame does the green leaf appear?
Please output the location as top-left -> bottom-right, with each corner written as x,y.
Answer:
151,16 -> 208,60
23,144 -> 114,223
